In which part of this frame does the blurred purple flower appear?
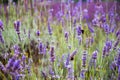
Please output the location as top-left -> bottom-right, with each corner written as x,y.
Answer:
48,23 -> 52,35
0,20 -> 4,31
49,46 -> 55,62
38,42 -> 43,54
82,51 -> 87,67
80,69 -> 86,79
14,20 -> 21,34
65,53 -> 70,68
36,30 -> 40,36
12,59 -> 21,71
6,57 -> 16,70
103,23 -> 110,35
76,26 -> 82,36
67,65 -> 74,80
64,31 -> 69,42
0,31 -> 4,44
70,49 -> 77,61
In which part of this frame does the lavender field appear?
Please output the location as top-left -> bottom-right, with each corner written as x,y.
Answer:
0,0 -> 120,80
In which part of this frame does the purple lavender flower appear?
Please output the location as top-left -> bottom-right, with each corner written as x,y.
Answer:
110,61 -> 117,71
65,53 -> 70,68
0,62 -> 5,72
92,50 -> 98,59
83,9 -> 89,20
12,59 -> 21,71
49,46 -> 55,62
76,26 -> 82,36
0,20 -> 4,31
80,69 -> 86,79
82,51 -> 87,67
118,66 -> 120,80
6,57 -> 16,70
36,30 -> 40,36
0,31 -> 4,43
49,66 -> 55,76
14,20 -> 21,41
87,22 -> 94,33
89,50 -> 98,68
38,42 -> 43,54
103,23 -> 110,35
117,51 -> 120,66
113,38 -> 120,50
70,49 -> 77,60
67,65 -> 74,80
116,29 -> 120,38
64,31 -> 69,42
48,23 -> 52,35
14,20 -> 21,34
22,55 -> 26,61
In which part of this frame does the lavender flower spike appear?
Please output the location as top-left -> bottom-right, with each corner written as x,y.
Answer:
0,20 -> 4,31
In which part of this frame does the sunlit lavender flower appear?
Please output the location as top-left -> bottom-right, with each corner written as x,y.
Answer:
82,51 -> 87,67
49,46 -> 55,62
0,20 -> 4,31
